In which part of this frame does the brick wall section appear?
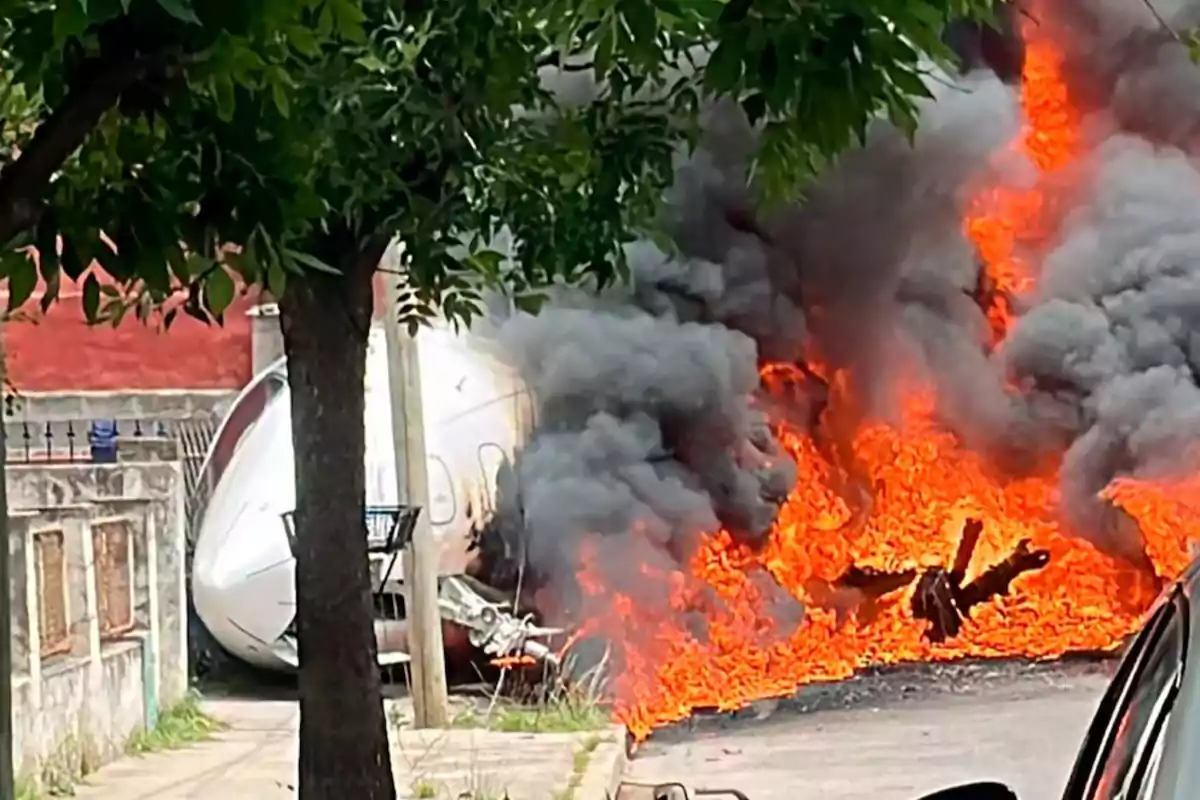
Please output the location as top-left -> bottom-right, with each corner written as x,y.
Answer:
2,260 -> 399,393
3,273 -> 255,391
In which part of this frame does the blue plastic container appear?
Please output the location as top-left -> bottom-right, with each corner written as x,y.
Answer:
88,420 -> 119,463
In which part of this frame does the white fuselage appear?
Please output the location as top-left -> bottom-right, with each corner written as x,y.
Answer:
190,320 -> 530,671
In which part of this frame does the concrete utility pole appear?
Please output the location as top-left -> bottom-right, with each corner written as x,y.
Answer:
380,246 -> 449,728
0,332 -> 13,800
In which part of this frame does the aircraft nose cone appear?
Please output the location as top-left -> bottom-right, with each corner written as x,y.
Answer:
196,505 -> 293,593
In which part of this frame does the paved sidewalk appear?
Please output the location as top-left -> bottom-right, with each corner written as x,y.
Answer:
67,698 -> 625,799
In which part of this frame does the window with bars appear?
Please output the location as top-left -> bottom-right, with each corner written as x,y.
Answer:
34,530 -> 70,658
93,519 -> 135,639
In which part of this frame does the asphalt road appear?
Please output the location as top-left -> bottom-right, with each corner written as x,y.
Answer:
623,659 -> 1115,800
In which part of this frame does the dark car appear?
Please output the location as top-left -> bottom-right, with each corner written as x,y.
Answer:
1057,557 -> 1197,800
630,559 -> 1200,800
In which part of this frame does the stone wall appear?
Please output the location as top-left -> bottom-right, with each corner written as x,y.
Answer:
6,461 -> 189,784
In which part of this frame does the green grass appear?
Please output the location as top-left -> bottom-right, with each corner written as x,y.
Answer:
408,777 -> 511,800
15,693 -> 221,798
552,734 -> 603,800
453,694 -> 609,734
125,691 -> 224,756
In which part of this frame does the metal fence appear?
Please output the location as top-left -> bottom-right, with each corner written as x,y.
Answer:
280,506 -> 421,559
5,417 -> 172,464
177,417 -> 219,536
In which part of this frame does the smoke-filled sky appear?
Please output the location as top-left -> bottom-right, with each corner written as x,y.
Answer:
473,0 -> 1200,607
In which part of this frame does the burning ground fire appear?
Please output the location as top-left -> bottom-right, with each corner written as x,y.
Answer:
540,4 -> 1200,742
573,391 -> 1185,741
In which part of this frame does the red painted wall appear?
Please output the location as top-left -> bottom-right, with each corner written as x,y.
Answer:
3,275 -> 255,392
2,254 -> 395,392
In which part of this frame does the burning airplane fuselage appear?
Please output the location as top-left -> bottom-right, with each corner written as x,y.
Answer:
191,319 -> 530,671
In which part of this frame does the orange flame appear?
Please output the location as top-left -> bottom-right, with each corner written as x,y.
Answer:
964,5 -> 1081,344
490,655 -> 538,668
575,391 -> 1185,741
564,7 -> 1200,743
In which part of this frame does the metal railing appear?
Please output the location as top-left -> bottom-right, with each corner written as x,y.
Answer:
279,505 -> 422,559
281,505 -> 421,605
4,417 -> 174,464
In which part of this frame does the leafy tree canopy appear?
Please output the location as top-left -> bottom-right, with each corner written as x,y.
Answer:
0,0 -> 997,331
0,0 -> 368,312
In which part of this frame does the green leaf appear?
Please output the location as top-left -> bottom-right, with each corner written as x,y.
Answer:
285,24 -> 321,57
4,252 -> 36,313
51,0 -> 91,46
271,81 -> 290,117
283,248 -> 340,274
514,291 -> 548,314
705,40 -> 743,92
211,75 -> 236,121
81,273 -> 101,322
34,211 -> 59,280
155,0 -> 201,24
355,54 -> 388,73
1187,30 -> 1200,64
718,0 -> 752,24
466,249 -> 505,278
267,258 -> 287,298
622,1 -> 659,52
742,93 -> 766,125
61,235 -> 88,281
203,267 -> 235,317
39,270 -> 60,313
889,65 -> 933,100
594,19 -> 617,79
327,0 -> 366,42
226,247 -> 261,283
186,253 -> 214,277
166,243 -> 189,283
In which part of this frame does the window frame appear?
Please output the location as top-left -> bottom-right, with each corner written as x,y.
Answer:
1062,589 -> 1187,800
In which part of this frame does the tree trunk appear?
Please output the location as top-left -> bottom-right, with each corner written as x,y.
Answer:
278,231 -> 395,800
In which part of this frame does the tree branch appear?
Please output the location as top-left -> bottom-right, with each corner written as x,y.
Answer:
0,46 -> 184,247
1140,0 -> 1178,40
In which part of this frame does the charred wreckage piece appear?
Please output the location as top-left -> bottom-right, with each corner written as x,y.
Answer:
911,519 -> 1051,643
437,574 -> 563,666
809,519 -> 1051,643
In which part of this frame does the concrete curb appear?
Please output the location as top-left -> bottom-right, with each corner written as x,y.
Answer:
576,725 -> 629,800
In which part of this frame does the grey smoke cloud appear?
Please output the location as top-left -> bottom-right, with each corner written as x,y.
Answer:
1004,130 -> 1200,554
469,106 -> 804,621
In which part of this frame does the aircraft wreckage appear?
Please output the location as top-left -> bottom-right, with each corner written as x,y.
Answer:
190,316 -> 557,672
